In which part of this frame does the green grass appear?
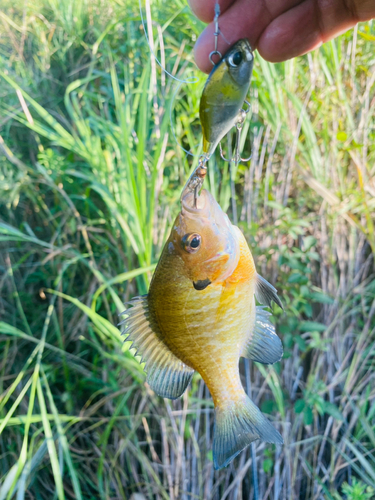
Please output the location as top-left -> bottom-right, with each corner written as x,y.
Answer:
0,0 -> 375,498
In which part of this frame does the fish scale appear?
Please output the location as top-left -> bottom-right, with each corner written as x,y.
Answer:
156,253 -> 255,406
120,189 -> 283,469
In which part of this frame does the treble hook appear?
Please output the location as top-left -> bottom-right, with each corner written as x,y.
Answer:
180,155 -> 209,208
219,100 -> 252,163
209,3 -> 222,65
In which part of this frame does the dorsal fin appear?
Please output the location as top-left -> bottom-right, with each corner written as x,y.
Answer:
255,274 -> 283,310
119,296 -> 194,399
241,306 -> 283,365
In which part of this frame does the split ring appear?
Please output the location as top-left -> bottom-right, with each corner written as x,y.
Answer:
209,50 -> 222,65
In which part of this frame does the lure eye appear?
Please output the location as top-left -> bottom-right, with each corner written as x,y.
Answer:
229,51 -> 243,67
182,233 -> 202,253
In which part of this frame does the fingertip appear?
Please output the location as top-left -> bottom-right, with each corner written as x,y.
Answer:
188,0 -> 236,23
194,21 -> 256,73
194,29 -> 217,74
188,0 -> 215,23
194,26 -> 236,74
193,0 -> 269,72
256,3 -> 322,63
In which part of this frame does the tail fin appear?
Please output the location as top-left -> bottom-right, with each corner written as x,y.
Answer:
213,396 -> 283,469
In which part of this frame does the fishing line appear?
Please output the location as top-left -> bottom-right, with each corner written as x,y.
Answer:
139,0 -> 203,157
138,0 -> 199,85
210,0 -> 231,65
138,0 -> 232,160
209,3 -> 222,64
166,0 -> 227,158
169,79 -> 202,158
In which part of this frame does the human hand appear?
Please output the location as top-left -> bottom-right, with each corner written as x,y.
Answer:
189,0 -> 375,73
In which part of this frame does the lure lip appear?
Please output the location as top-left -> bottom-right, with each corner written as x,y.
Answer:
240,39 -> 253,59
230,38 -> 253,60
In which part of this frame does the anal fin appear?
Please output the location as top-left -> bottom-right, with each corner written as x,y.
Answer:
241,306 -> 283,364
119,296 -> 194,399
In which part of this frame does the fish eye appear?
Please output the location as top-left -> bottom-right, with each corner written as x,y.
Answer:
182,233 -> 201,253
229,51 -> 243,67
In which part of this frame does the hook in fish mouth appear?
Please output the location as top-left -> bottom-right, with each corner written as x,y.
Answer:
193,278 -> 211,291
180,155 -> 209,207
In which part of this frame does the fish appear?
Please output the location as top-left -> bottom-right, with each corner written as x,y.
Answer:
119,189 -> 283,469
200,39 -> 254,158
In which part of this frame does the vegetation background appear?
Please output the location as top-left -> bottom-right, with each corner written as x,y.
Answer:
0,0 -> 374,498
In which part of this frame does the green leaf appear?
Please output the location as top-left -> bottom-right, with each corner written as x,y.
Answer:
263,458 -> 273,473
294,335 -> 307,351
300,321 -> 326,332
288,273 -> 306,284
310,292 -> 334,304
261,400 -> 276,414
294,399 -> 305,414
303,406 -> 314,425
358,31 -> 375,42
36,379 -> 65,500
91,264 -> 156,311
324,402 -> 344,421
303,236 -> 317,251
336,131 -> 348,141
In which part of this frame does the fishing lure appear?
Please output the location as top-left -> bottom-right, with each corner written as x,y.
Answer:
200,38 -> 254,159
182,38 -> 254,207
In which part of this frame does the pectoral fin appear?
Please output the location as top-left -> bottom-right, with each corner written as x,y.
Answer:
255,273 -> 283,309
119,296 -> 194,399
241,306 -> 283,364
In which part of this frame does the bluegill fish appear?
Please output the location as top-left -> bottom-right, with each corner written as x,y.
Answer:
200,39 -> 254,158
120,190 -> 283,469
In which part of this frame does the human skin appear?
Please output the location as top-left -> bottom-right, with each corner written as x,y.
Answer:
189,0 -> 375,73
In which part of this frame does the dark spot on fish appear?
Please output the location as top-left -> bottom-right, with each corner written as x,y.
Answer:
193,279 -> 211,291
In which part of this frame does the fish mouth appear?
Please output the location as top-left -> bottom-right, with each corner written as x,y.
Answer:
193,278 -> 211,291
181,189 -> 233,232
181,190 -> 211,216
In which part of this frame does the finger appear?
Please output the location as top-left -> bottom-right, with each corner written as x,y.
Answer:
194,0 -> 272,73
188,0 -> 235,23
257,0 -> 359,62
193,0 -> 306,73
257,1 -> 321,62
